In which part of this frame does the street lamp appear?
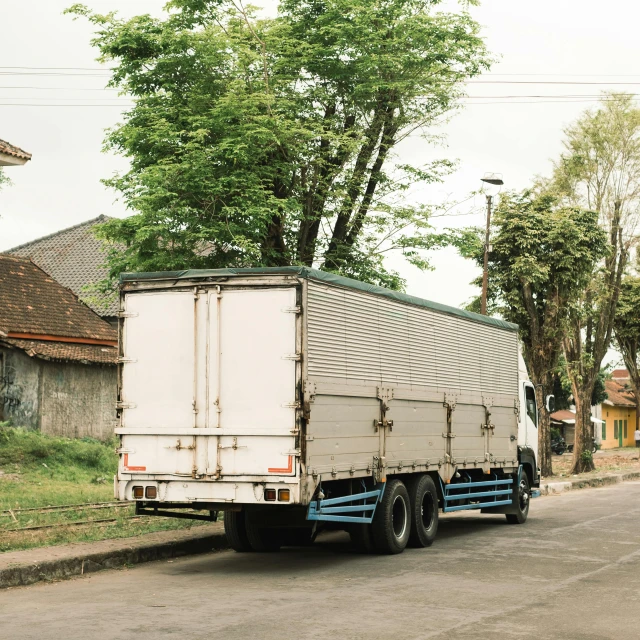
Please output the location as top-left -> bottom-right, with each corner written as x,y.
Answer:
480,173 -> 504,316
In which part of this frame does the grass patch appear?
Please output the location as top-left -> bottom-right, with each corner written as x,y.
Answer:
0,424 -> 204,552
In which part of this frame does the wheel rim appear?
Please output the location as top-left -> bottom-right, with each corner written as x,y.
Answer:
392,494 -> 408,540
421,491 -> 435,531
518,479 -> 529,512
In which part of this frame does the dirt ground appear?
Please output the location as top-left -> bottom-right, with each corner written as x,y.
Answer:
547,446 -> 640,481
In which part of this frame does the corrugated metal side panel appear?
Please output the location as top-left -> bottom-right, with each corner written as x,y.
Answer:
307,281 -> 518,396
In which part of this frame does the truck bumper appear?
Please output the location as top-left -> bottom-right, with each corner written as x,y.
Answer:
116,477 -> 301,506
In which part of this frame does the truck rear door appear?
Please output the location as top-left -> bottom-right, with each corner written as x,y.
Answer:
118,286 -> 298,480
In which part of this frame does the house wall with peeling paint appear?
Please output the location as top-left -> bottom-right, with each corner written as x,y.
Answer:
0,347 -> 42,430
0,346 -> 116,440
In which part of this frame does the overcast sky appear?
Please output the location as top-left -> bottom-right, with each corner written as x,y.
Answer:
1,0 -> 638,334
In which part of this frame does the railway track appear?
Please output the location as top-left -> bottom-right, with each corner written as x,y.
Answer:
3,515 -> 147,533
0,501 -> 130,517
0,501 -> 143,533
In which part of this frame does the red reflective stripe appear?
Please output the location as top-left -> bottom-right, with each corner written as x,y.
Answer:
123,453 -> 146,472
268,456 -> 293,474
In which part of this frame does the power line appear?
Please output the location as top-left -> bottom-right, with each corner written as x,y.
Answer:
0,86 -> 118,91
467,81 -> 640,85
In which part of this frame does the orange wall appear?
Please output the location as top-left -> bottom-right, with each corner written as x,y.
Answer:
600,405 -> 637,448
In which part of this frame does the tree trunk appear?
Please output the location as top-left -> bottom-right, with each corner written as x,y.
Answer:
537,392 -> 553,478
570,385 -> 596,474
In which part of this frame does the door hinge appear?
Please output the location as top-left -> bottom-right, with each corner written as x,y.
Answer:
282,401 -> 301,409
282,306 -> 301,314
117,311 -> 138,318
116,357 -> 137,364
116,401 -> 136,410
282,354 -> 301,361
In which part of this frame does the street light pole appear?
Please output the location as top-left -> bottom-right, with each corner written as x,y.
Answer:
479,173 -> 503,316
480,194 -> 492,316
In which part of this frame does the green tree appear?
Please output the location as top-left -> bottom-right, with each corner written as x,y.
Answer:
613,276 -> 640,432
551,356 -> 608,411
67,0 -> 491,290
455,190 -> 606,476
552,94 -> 640,473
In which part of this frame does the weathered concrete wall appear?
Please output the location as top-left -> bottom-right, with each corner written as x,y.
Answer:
0,346 -> 117,440
40,362 -> 116,440
0,347 -> 42,430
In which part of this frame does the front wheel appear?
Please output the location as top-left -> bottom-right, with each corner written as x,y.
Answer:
506,472 -> 530,525
371,479 -> 411,554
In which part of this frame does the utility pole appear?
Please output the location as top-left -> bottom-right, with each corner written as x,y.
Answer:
480,194 -> 492,316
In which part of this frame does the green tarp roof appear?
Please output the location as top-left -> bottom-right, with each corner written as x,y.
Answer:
120,266 -> 519,332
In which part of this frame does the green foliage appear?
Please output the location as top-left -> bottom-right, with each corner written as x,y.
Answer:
0,168 -> 11,192
580,449 -> 593,464
552,356 -> 609,410
67,0 -> 492,290
0,424 -> 117,474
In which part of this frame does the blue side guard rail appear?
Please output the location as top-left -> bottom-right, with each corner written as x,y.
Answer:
441,474 -> 514,513
307,485 -> 384,524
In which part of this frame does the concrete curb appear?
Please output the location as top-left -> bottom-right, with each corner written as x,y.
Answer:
540,470 -> 640,496
0,524 -> 229,590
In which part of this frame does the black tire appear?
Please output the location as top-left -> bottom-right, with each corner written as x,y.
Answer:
371,479 -> 411,554
506,471 -> 530,525
349,523 -> 376,553
245,513 -> 282,552
406,474 -> 439,548
224,509 -> 253,552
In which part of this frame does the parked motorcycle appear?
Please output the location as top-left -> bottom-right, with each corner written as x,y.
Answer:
551,436 -> 567,455
566,438 -> 600,454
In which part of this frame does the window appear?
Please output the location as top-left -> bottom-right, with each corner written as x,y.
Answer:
624,420 -> 628,439
525,385 -> 537,427
602,421 -> 607,440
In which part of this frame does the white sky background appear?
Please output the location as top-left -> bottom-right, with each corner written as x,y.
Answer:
0,0 -> 637,367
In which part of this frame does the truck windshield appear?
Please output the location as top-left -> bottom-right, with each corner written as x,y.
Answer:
525,385 -> 537,427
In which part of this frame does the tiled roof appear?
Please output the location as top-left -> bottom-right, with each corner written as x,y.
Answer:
612,369 -> 630,379
551,410 -> 576,422
6,216 -> 119,317
0,255 -> 116,342
604,379 -> 635,407
0,138 -> 32,162
0,338 -> 116,365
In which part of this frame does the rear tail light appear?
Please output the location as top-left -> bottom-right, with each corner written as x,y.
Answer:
264,489 -> 277,501
278,489 -> 290,502
145,486 -> 157,499
132,486 -> 144,499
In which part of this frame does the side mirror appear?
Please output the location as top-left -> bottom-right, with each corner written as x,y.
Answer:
546,395 -> 555,413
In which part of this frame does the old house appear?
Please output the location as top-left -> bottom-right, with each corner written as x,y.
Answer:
7,215 -> 118,326
0,255 -> 117,440
600,371 -> 637,449
0,138 -> 31,167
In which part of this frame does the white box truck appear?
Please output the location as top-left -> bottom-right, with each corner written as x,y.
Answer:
115,267 -> 540,554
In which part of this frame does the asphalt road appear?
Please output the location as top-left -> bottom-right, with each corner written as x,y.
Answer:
3,483 -> 640,640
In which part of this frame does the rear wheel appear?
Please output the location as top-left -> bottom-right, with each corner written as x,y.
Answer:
506,472 -> 530,525
224,509 -> 252,552
406,474 -> 439,548
371,479 -> 411,555
245,513 -> 282,552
